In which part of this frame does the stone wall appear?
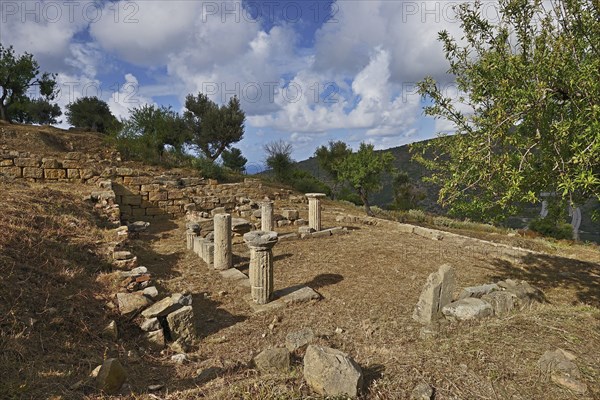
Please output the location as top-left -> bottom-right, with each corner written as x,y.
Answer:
0,148 -> 289,221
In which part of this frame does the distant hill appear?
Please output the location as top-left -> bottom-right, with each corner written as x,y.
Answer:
295,138 -> 599,243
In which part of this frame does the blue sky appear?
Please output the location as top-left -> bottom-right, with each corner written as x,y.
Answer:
1,0 -> 475,165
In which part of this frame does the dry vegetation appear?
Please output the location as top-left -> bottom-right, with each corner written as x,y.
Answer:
1,126 -> 599,399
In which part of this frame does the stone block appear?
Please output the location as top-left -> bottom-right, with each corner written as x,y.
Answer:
61,160 -> 80,169
141,184 -> 161,192
1,166 -> 22,178
67,169 -> 80,179
412,264 -> 455,325
22,167 -> 43,178
122,195 -> 142,206
79,168 -> 96,179
14,158 -> 39,167
166,305 -> 196,343
286,328 -> 315,352
41,158 -> 59,168
441,298 -> 493,321
282,209 -> 299,220
44,168 -> 66,179
481,291 -> 516,316
149,191 -> 168,201
116,292 -> 152,316
116,167 -> 134,176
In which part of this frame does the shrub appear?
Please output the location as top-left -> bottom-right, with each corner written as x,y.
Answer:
529,217 -> 573,240
288,170 -> 331,196
194,157 -> 227,181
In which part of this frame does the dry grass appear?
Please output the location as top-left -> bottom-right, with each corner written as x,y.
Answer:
80,198 -> 600,400
0,181 -> 118,399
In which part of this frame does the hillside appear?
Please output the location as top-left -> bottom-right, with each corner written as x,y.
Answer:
295,139 -> 600,243
1,123 -> 599,399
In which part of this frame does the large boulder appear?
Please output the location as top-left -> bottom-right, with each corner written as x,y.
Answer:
481,291 -> 516,316
412,264 -> 455,324
442,298 -> 493,321
303,345 -> 363,398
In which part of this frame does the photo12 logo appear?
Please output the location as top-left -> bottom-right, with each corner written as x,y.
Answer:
1,1 -> 139,24
202,81 -> 340,104
201,1 -> 338,24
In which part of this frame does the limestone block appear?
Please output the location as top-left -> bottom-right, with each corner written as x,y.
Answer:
22,167 -> 43,178
44,169 -> 66,179
412,264 -> 455,325
303,345 -> 363,398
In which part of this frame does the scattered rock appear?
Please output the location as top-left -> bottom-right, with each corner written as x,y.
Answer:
294,218 -> 307,226
412,264 -> 455,325
171,354 -> 187,364
442,298 -> 493,321
303,345 -> 363,398
538,349 -> 587,394
141,293 -> 187,318
144,329 -> 166,350
497,279 -> 545,309
140,317 -> 161,332
195,366 -> 222,384
169,338 -> 190,354
231,218 -> 253,235
458,283 -> 499,299
481,291 -> 516,316
253,348 -> 290,372
282,209 -> 299,220
143,286 -> 159,299
148,384 -> 164,391
166,305 -> 196,343
96,358 -> 127,394
113,251 -> 134,261
285,328 -> 315,352
128,221 -> 150,232
411,382 -> 434,400
112,256 -> 138,270
119,266 -> 148,278
298,226 -> 315,235
116,292 -> 153,316
101,320 -> 118,341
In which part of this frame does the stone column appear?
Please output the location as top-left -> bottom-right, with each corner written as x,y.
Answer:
185,223 -> 201,251
306,193 -> 326,231
261,200 -> 274,231
213,214 -> 232,270
244,231 -> 278,305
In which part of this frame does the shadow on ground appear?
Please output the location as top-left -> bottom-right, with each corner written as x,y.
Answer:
490,253 -> 600,307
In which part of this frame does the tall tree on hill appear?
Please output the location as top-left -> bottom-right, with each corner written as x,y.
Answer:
0,44 -> 58,123
334,142 -> 395,216
415,0 -> 600,222
184,93 -> 245,161
114,104 -> 190,163
66,96 -> 120,133
315,140 -> 352,197
221,147 -> 247,172
8,97 -> 61,125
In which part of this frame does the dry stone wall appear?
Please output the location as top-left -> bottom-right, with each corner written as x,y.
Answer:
0,148 -> 289,221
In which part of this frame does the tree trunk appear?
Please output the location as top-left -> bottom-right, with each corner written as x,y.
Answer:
0,103 -> 9,122
360,190 -> 373,216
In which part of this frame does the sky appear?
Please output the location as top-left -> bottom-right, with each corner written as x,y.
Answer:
0,0 -> 495,167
